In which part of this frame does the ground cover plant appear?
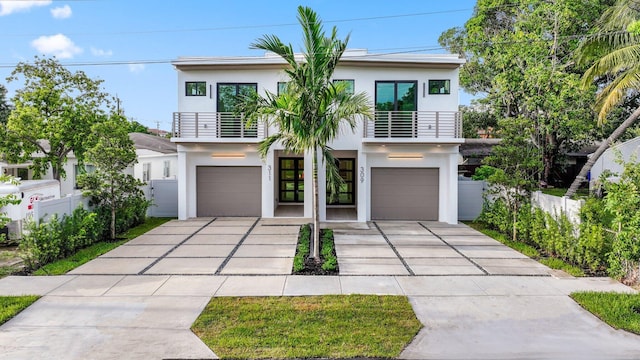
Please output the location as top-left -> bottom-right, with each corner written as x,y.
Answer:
293,224 -> 338,275
571,292 -> 640,335
0,295 -> 39,326
191,295 -> 422,359
466,221 -> 585,276
32,217 -> 172,275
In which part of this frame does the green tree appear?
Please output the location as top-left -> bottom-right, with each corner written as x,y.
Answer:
566,0 -> 640,196
4,56 -> 114,181
0,84 -> 13,161
240,6 -> 372,260
77,118 -> 145,240
128,119 -> 150,134
484,117 -> 543,241
440,0 -> 604,185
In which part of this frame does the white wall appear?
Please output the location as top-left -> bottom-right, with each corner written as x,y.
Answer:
134,150 -> 178,181
590,137 -> 640,190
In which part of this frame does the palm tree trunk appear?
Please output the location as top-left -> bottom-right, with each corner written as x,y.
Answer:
566,106 -> 640,197
312,146 -> 320,260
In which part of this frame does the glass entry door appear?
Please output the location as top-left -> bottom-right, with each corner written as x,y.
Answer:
217,83 -> 257,137
327,158 -> 355,205
279,158 -> 304,203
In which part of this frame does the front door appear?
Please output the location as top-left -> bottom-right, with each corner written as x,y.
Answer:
327,158 -> 355,205
279,158 -> 304,203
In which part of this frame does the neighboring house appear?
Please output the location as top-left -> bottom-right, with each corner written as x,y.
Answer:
1,133 -> 177,197
589,137 -> 640,190
129,132 -> 178,182
171,49 -> 465,223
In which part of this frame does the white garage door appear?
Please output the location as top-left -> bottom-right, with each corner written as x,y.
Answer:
196,166 -> 262,217
371,168 -> 439,220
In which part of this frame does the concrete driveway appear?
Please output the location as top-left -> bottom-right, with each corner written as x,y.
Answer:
0,218 -> 638,359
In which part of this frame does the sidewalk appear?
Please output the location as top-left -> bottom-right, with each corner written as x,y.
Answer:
0,218 -> 639,359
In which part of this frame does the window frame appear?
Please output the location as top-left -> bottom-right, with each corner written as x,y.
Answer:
333,79 -> 355,95
428,79 -> 451,95
185,81 -> 207,96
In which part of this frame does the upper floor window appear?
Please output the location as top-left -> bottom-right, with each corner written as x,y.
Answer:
428,80 -> 450,95
333,79 -> 355,95
186,81 -> 206,96
277,82 -> 288,96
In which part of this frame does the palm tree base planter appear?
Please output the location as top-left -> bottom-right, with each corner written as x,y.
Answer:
292,224 -> 339,275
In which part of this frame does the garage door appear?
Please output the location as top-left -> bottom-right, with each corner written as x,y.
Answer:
196,166 -> 261,217
371,168 -> 439,220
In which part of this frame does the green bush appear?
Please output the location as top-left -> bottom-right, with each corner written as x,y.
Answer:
293,224 -> 311,273
321,229 -> 337,271
94,195 -> 150,240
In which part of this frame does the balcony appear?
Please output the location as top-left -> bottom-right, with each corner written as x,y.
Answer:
172,112 -> 267,140
172,110 -> 462,142
364,111 -> 462,140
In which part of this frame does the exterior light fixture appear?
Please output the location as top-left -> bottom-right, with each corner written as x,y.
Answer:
388,153 -> 423,159
211,153 -> 246,158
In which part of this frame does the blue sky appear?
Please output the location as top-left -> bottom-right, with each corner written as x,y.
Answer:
0,0 -> 476,131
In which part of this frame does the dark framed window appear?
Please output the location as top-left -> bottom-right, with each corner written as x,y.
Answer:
217,83 -> 258,137
428,80 -> 450,95
279,158 -> 304,203
375,81 -> 417,137
186,81 -> 206,96
333,79 -> 355,95
327,158 -> 355,205
277,82 -> 288,96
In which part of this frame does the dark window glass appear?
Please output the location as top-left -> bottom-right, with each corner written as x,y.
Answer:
279,158 -> 305,203
428,80 -> 450,94
216,83 -> 258,137
186,81 -> 206,96
375,81 -> 417,137
333,79 -> 355,95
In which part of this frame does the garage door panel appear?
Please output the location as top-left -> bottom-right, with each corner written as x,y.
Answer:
197,166 -> 261,217
371,168 -> 438,220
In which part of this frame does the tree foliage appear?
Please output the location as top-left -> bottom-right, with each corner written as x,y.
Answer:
4,56 -> 114,181
440,0 -> 606,185
77,117 -> 145,240
0,174 -> 20,243
566,0 -> 640,196
239,6 -> 372,259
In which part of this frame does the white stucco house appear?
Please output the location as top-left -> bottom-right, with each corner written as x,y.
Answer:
1,133 -> 177,197
589,136 -> 640,190
171,49 -> 465,223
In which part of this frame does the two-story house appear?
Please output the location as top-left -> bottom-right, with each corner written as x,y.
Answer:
171,49 -> 464,223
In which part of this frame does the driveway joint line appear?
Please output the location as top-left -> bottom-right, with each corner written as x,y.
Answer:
137,218 -> 218,275
418,222 -> 489,275
372,221 -> 415,276
214,218 -> 262,275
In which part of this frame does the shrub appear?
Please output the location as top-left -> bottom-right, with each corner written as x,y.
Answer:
293,224 -> 311,273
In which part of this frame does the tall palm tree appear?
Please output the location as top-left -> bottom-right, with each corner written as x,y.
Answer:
566,0 -> 640,197
241,6 -> 372,260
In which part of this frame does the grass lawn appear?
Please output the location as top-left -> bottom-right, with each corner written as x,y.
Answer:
571,292 -> 640,335
0,295 -> 40,326
192,295 -> 422,359
33,217 -> 173,275
465,221 -> 585,276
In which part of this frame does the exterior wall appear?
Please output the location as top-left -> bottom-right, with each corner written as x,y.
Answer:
133,149 -> 178,182
590,137 -> 640,190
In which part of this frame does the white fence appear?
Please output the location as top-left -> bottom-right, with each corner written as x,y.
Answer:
458,178 -> 486,221
531,191 -> 584,224
33,179 -> 179,223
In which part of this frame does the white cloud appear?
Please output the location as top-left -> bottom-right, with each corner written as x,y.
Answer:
31,34 -> 82,59
50,4 -> 71,19
128,63 -> 145,73
91,47 -> 113,57
0,0 -> 51,16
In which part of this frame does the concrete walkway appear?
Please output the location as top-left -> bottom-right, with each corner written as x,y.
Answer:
0,218 -> 638,359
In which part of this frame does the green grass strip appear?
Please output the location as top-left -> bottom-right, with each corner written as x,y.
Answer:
571,292 -> 640,335
192,295 -> 422,359
0,295 -> 40,326
33,217 -> 173,275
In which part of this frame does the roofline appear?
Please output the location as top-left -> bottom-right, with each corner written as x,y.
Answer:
172,51 -> 465,71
